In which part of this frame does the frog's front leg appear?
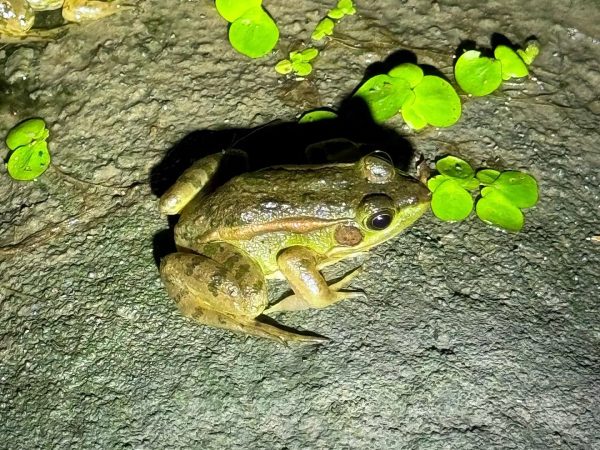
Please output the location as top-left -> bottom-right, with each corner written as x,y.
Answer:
62,0 -> 130,22
160,242 -> 328,344
265,246 -> 364,313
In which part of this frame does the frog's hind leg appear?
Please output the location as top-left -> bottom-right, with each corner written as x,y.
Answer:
160,246 -> 328,345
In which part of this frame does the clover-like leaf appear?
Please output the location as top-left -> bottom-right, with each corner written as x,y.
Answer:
328,0 -> 355,18
275,59 -> 293,74
476,169 -> 501,185
454,50 -> 503,96
293,61 -> 312,76
299,48 -> 319,61
311,17 -> 334,40
298,109 -> 338,123
215,0 -> 262,22
430,178 -> 474,222
487,171 -> 538,208
427,174 -> 448,192
388,63 -> 423,88
6,140 -> 51,181
476,189 -> 524,232
6,118 -> 49,150
436,155 -> 474,179
354,74 -> 413,123
494,45 -> 529,80
402,75 -> 461,128
517,40 -> 540,65
228,7 -> 279,58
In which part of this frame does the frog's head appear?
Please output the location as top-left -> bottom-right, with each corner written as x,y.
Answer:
329,151 -> 431,257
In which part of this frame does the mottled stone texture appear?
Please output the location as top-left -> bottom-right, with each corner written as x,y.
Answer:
1,1 -> 598,448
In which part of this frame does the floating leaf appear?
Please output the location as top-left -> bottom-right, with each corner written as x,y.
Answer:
299,48 -> 319,61
311,17 -> 334,40
454,50 -> 502,96
328,0 -> 355,18
293,61 -> 312,76
487,171 -> 538,208
494,45 -> 529,80
388,63 -> 423,88
6,118 -> 49,150
476,169 -> 501,185
476,189 -> 524,232
400,98 -> 426,130
6,140 -> 50,181
228,7 -> 279,58
298,109 -> 338,123
215,0 -> 262,22
274,59 -> 293,74
430,179 -> 473,221
436,155 -> 474,179
427,174 -> 447,192
402,75 -> 461,128
517,40 -> 540,65
354,74 -> 413,123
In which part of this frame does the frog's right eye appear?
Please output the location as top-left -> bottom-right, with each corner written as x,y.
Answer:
358,194 -> 396,230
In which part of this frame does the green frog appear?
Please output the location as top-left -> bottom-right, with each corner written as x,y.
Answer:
159,149 -> 430,344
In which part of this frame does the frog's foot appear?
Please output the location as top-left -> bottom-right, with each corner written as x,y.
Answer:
160,250 -> 328,345
266,247 -> 365,313
62,0 -> 132,22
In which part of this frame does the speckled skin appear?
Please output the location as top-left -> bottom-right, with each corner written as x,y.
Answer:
160,151 -> 430,343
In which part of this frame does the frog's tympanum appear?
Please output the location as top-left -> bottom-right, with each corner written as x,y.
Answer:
159,150 -> 431,344
0,0 -> 127,38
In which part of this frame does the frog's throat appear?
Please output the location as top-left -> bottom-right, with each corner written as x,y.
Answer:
196,217 -> 349,243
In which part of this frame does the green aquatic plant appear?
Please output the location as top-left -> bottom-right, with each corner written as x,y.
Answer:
275,48 -> 319,77
311,17 -> 335,41
298,109 -> 338,123
215,1 -> 279,58
427,156 -> 539,232
5,118 -> 51,181
454,40 -> 539,96
327,0 -> 356,20
354,62 -> 461,129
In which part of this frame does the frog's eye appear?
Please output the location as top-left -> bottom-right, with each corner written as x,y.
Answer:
359,194 -> 396,230
360,151 -> 395,184
367,210 -> 394,230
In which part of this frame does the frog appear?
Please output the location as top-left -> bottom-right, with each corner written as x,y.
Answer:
0,0 -> 127,39
158,149 -> 431,344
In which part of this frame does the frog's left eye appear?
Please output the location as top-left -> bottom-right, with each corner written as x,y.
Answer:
367,210 -> 394,230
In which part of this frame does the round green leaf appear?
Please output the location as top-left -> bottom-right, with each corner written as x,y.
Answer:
454,50 -> 502,96
299,48 -> 319,61
275,59 -> 292,74
476,169 -> 501,185
6,140 -> 51,181
517,40 -> 540,66
427,174 -> 448,192
431,179 -> 473,222
494,45 -> 529,80
311,17 -> 334,40
388,63 -> 423,88
400,96 -> 426,130
293,61 -> 312,76
6,118 -> 48,150
490,171 -> 539,208
476,189 -> 524,232
299,109 -> 338,123
407,75 -> 461,127
215,0 -> 262,22
354,74 -> 412,123
327,7 -> 344,19
228,7 -> 279,58
436,155 -> 474,179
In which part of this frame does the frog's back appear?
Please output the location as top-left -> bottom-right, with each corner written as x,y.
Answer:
175,164 -> 360,248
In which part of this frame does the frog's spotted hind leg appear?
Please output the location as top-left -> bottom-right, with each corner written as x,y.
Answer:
265,246 -> 365,313
160,248 -> 328,345
159,153 -> 225,216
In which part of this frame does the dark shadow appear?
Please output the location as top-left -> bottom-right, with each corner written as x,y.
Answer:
353,49 -> 418,95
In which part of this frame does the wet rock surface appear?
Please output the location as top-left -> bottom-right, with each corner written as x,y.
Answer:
1,1 -> 598,448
